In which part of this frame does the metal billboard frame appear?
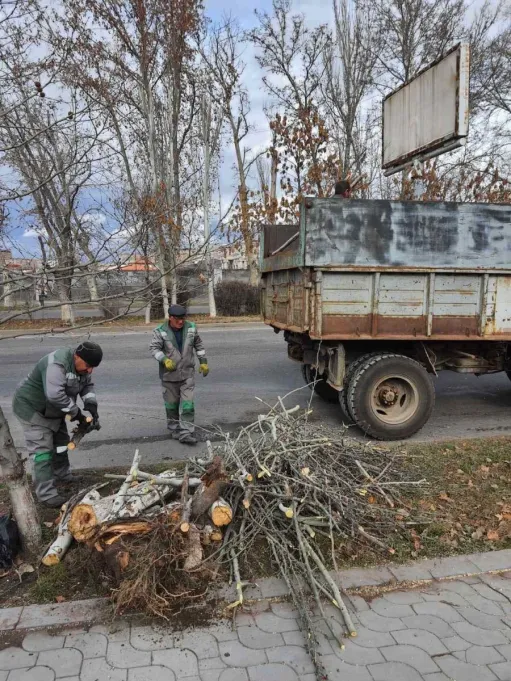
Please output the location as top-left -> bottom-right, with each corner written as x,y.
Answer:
382,43 -> 470,177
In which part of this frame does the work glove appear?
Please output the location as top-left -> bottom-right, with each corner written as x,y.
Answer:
75,409 -> 89,426
163,357 -> 177,371
86,402 -> 100,428
199,363 -> 209,377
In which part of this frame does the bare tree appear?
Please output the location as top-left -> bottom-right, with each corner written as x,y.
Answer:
322,0 -> 380,175
201,21 -> 260,285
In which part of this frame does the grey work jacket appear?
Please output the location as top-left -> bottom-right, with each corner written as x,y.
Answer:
149,320 -> 207,383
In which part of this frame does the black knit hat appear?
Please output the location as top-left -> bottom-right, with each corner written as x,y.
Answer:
168,304 -> 187,318
75,341 -> 103,367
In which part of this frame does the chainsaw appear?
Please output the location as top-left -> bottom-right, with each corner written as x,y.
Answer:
66,414 -> 101,451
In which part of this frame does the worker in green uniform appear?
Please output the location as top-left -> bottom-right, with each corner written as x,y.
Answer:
12,342 -> 103,507
150,304 -> 209,445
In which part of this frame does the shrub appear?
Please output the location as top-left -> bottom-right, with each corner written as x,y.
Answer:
214,281 -> 260,317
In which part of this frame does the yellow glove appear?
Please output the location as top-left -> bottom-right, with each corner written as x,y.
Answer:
199,363 -> 209,377
163,358 -> 177,371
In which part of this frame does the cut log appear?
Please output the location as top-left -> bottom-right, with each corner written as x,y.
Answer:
42,490 -> 100,566
180,498 -> 192,533
209,498 -> 233,527
68,478 -> 174,542
183,524 -> 203,571
191,456 -> 228,519
211,529 -> 223,542
107,449 -> 140,520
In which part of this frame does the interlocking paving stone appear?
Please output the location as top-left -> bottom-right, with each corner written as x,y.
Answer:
466,645 -> 505,666
80,657 -> 127,681
400,615 -> 456,639
0,648 -> 37,671
490,661 -> 511,680
356,611 -> 406,632
496,644 -> 511,660
335,641 -> 384,665
37,648 -> 82,677
436,654 -> 498,680
422,674 -> 454,681
0,608 -> 22,631
7,668 -> 55,681
443,635 -> 472,652
472,583 -> 509,603
383,592 -> 425,606
218,669 -> 249,681
199,658 -> 227,672
368,661 -> 424,680
368,598 -> 415,619
266,645 -> 315,675
321,656 -> 372,680
130,626 -> 174,651
270,603 -> 299,620
152,648 -> 199,676
380,645 -> 440,674
253,613 -> 299,634
0,673 -> 6,681
452,620 -> 509,646
174,630 -> 219,659
89,621 -> 131,642
127,665 -> 176,680
205,622 -> 239,643
217,641 -> 266,667
412,601 -> 464,623
238,626 -> 284,650
22,633 -> 65,652
456,607 -> 509,630
247,662 -> 299,681
65,630 -> 108,658
348,628 -> 395,648
426,555 -> 481,579
346,594 -> 370,612
391,629 -> 447,656
107,642 -> 151,669
258,578 -> 288,599
421,590 -> 469,608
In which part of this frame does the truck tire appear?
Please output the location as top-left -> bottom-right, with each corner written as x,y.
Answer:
347,354 -> 435,440
340,353 -> 390,421
301,364 -> 339,404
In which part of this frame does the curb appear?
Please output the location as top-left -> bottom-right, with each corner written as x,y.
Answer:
0,321 -> 265,339
2,548 -> 511,634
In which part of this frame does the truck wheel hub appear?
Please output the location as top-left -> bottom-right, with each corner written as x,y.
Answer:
379,386 -> 397,405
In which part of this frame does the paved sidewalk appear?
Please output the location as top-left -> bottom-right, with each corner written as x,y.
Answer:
4,570 -> 511,680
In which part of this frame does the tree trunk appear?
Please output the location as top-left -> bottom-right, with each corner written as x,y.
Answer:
248,251 -> 260,287
56,278 -> 75,325
0,406 -> 42,558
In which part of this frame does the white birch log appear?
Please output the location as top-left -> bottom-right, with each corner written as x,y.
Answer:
69,476 -> 175,542
183,524 -> 203,571
107,449 -> 140,520
42,490 -> 101,566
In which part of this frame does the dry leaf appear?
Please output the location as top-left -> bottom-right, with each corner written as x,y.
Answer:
439,492 -> 452,503
471,527 -> 485,540
368,496 -> 376,504
467,479 -> 474,487
487,529 -> 499,541
55,595 -> 66,603
43,521 -> 54,528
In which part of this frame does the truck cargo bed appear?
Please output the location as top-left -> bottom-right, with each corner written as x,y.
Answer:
261,198 -> 511,341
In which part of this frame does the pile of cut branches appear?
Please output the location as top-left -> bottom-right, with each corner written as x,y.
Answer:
43,401 -> 427,679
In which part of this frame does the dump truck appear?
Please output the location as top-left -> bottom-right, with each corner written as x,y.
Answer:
260,197 -> 511,440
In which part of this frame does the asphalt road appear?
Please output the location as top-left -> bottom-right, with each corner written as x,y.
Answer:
2,325 -> 511,471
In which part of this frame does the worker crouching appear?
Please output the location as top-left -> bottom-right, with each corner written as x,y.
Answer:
150,304 -> 209,445
12,341 -> 103,507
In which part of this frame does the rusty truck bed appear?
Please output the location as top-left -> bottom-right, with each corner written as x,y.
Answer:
261,198 -> 511,341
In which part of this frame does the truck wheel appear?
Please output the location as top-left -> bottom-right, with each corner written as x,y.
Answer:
340,353 -> 389,421
339,352 -> 400,421
301,364 -> 339,404
347,354 -> 435,440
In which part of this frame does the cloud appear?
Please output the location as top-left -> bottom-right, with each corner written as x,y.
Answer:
23,228 -> 42,238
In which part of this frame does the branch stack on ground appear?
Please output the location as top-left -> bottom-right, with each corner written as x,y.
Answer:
44,402 -> 426,680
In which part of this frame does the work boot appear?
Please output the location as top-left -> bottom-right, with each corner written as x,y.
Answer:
42,494 -> 69,509
179,434 -> 197,445
170,431 -> 182,441
56,473 -> 85,486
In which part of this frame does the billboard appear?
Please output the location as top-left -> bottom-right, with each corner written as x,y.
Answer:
382,43 -> 470,174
